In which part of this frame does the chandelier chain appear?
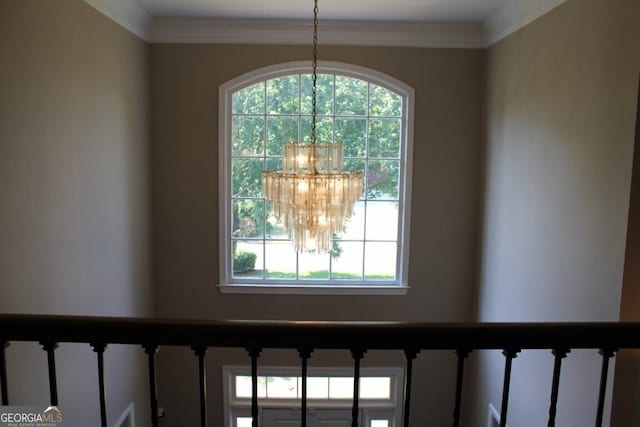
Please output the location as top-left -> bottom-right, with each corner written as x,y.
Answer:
261,0 -> 363,253
311,0 -> 318,145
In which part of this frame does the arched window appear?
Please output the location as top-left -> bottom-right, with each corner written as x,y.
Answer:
219,61 -> 414,294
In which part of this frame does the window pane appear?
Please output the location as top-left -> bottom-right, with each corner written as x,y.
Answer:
345,159 -> 366,174
233,82 -> 265,115
267,116 -> 298,156
235,376 -> 251,397
299,251 -> 330,280
232,158 -> 264,197
265,241 -> 297,279
364,242 -> 396,280
368,119 -> 401,159
267,376 -> 298,398
232,116 -> 264,156
265,157 -> 282,173
232,199 -> 264,239
307,377 -> 329,399
369,84 -> 401,117
265,202 -> 288,239
237,417 -> 253,427
371,420 -> 389,427
365,202 -> 398,241
330,242 -> 363,279
301,116 -> 333,143
302,74 -> 334,115
360,377 -> 391,399
235,375 -> 267,398
339,201 -> 365,240
232,241 -> 263,279
329,377 -> 353,399
336,118 -> 366,158
366,160 -> 399,200
335,76 -> 367,116
267,76 -> 299,115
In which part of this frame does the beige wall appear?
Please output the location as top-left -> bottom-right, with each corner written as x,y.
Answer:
471,1 -> 640,426
150,44 -> 483,426
0,1 -> 152,426
612,78 -> 640,426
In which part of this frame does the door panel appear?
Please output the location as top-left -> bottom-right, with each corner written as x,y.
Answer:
315,409 -> 352,427
262,409 -> 359,427
262,409 -> 301,427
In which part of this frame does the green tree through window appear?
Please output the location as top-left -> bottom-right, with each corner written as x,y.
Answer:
222,63 -> 413,289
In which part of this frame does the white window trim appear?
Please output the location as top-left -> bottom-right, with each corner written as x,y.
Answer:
223,365 -> 403,427
218,61 -> 415,295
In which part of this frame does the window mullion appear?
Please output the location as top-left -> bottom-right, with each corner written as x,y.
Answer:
362,82 -> 372,280
262,81 -> 268,280
296,73 -> 303,280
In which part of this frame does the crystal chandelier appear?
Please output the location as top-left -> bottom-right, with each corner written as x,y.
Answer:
262,0 -> 364,253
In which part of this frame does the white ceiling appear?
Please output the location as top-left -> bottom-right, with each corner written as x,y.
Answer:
134,0 -> 509,22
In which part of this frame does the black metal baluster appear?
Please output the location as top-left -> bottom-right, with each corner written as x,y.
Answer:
351,349 -> 365,427
143,344 -> 159,427
595,348 -> 616,427
40,342 -> 59,406
403,349 -> 419,427
248,347 -> 262,427
192,346 -> 208,427
91,343 -> 108,427
452,349 -> 471,427
547,348 -> 569,427
298,348 -> 313,427
0,341 -> 9,405
499,349 -> 519,427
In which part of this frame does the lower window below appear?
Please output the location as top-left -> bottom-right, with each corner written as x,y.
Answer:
225,366 -> 402,427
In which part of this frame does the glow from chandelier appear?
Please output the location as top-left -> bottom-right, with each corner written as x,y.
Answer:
261,0 -> 364,253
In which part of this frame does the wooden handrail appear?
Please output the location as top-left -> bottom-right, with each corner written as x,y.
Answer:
1,314 -> 639,350
1,314 -> 637,427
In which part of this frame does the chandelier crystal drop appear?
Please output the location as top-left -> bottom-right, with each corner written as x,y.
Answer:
263,144 -> 363,253
261,0 -> 364,253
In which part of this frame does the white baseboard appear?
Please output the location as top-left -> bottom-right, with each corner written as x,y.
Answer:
113,402 -> 135,427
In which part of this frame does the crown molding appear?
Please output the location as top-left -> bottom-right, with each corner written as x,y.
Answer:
82,0 -> 568,48
482,0 -> 568,46
150,18 -> 485,48
83,0 -> 151,40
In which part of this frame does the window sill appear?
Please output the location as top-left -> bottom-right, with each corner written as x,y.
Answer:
217,284 -> 409,295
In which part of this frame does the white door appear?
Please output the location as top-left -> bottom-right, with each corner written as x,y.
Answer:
262,409 -> 359,427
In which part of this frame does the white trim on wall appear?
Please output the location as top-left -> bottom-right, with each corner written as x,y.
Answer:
84,0 -> 568,48
113,402 -> 136,427
218,284 -> 409,296
487,403 -> 498,427
83,0 -> 151,40
223,366 -> 404,427
487,403 -> 508,427
218,60 -> 414,294
151,18 -> 485,48
482,0 -> 568,46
